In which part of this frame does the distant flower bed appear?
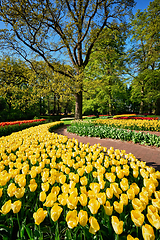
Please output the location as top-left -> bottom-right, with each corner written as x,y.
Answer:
114,116 -> 158,120
83,115 -> 97,119
0,119 -> 46,127
113,114 -> 136,119
94,119 -> 160,132
0,119 -> 47,137
60,117 -> 75,121
99,115 -> 113,119
0,122 -> 160,239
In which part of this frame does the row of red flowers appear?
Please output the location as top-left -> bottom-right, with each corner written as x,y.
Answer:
0,119 -> 46,127
114,116 -> 158,120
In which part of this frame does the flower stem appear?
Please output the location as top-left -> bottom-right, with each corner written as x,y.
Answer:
17,213 -> 22,239
115,234 -> 119,240
137,227 -> 139,237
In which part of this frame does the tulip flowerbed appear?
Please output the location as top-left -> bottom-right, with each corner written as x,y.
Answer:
0,119 -> 46,127
0,122 -> 160,239
0,119 -> 47,138
114,117 -> 158,120
94,119 -> 160,132
67,122 -> 160,147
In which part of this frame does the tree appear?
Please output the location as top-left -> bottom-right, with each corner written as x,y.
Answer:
0,56 -> 32,110
0,0 -> 135,119
83,26 -> 127,115
127,0 -> 160,114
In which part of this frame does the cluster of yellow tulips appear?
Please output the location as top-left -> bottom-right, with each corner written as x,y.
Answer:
94,119 -> 160,132
113,114 -> 136,119
0,122 -> 160,239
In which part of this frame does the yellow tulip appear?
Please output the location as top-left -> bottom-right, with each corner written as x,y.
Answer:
106,188 -> 113,199
133,170 -> 139,178
7,183 -> 17,197
131,210 -> 144,227
51,203 -> 63,222
104,201 -> 113,216
41,182 -> 50,192
127,188 -> 135,200
72,174 -> 79,183
132,198 -> 146,212
85,164 -> 93,173
140,169 -> 149,178
111,216 -> 123,235
80,176 -> 88,186
17,175 -> 26,187
67,194 -> 78,210
61,183 -> 70,194
139,192 -> 149,205
29,181 -> 38,192
80,186 -> 87,194
88,190 -> 96,199
147,205 -> 158,215
154,190 -> 160,199
142,224 -> 155,240
105,172 -> 116,182
33,208 -> 47,225
92,171 -> 98,178
11,200 -> 22,213
97,192 -> 106,205
111,166 -> 116,173
22,165 -> 29,175
66,210 -> 78,229
147,183 -> 156,194
43,192 -> 57,207
30,170 -> 37,178
127,234 -> 139,240
120,178 -> 129,192
130,183 -> 140,195
0,188 -> 3,197
78,210 -> 88,227
147,209 -> 160,230
57,193 -> 67,205
114,201 -> 123,214
152,198 -> 160,210
89,183 -> 100,193
88,199 -> 100,214
78,193 -> 88,206
77,168 -> 85,176
89,216 -> 100,234
120,194 -> 128,206
39,191 -> 47,202
123,168 -> 129,177
0,200 -> 11,215
117,170 -> 124,179
110,183 -> 122,199
15,187 -> 25,199
65,167 -> 70,174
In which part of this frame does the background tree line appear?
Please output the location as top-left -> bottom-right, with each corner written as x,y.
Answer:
0,0 -> 159,121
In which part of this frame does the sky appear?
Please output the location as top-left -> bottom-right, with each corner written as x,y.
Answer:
132,0 -> 154,13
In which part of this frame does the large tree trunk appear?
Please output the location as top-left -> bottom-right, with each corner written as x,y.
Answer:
75,90 -> 82,119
